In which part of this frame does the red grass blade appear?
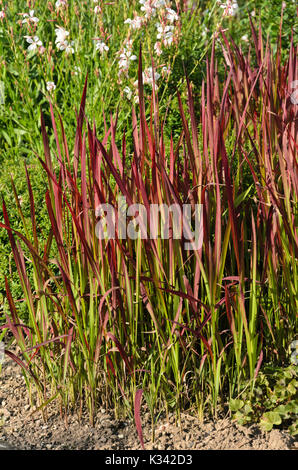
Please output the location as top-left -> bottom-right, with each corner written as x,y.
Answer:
134,389 -> 145,449
106,332 -> 133,374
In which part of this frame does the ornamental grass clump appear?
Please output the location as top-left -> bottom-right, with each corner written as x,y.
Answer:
0,18 -> 297,441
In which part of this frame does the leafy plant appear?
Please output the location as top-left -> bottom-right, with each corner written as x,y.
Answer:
229,364 -> 298,435
0,14 -> 297,444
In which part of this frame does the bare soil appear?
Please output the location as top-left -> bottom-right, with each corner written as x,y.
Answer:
0,350 -> 297,451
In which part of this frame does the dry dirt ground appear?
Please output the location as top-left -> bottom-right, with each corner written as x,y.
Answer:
0,350 -> 297,451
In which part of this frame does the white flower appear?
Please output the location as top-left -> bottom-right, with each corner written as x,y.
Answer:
55,26 -> 74,54
154,41 -> 162,56
164,31 -> 174,46
56,40 -> 74,55
55,0 -> 68,8
139,0 -> 156,18
133,68 -> 161,90
118,39 -> 137,75
125,39 -> 134,50
0,10 -> 5,19
157,24 -> 174,47
46,81 -> 56,92
143,67 -> 161,89
151,0 -> 167,7
74,66 -> 81,75
24,35 -> 42,52
218,0 -> 238,17
92,1 -> 101,13
166,8 -> 179,23
64,41 -> 75,54
56,41 -> 64,51
124,16 -> 143,30
55,26 -> 69,44
65,42 -> 74,54
124,86 -> 132,100
145,67 -> 160,81
241,34 -> 248,42
139,0 -> 167,17
119,49 -> 137,73
161,65 -> 171,78
94,40 -> 109,53
22,10 -> 39,24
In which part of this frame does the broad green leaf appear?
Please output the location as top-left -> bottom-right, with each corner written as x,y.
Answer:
289,423 -> 298,436
260,411 -> 282,432
229,399 -> 244,412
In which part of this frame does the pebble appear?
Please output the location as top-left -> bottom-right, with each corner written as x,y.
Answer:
0,408 -> 10,419
0,443 -> 15,450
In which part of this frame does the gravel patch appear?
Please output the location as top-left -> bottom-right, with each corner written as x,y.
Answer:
0,351 -> 297,451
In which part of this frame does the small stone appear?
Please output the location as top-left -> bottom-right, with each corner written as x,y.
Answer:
0,408 -> 10,420
0,443 -> 14,450
118,433 -> 124,439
